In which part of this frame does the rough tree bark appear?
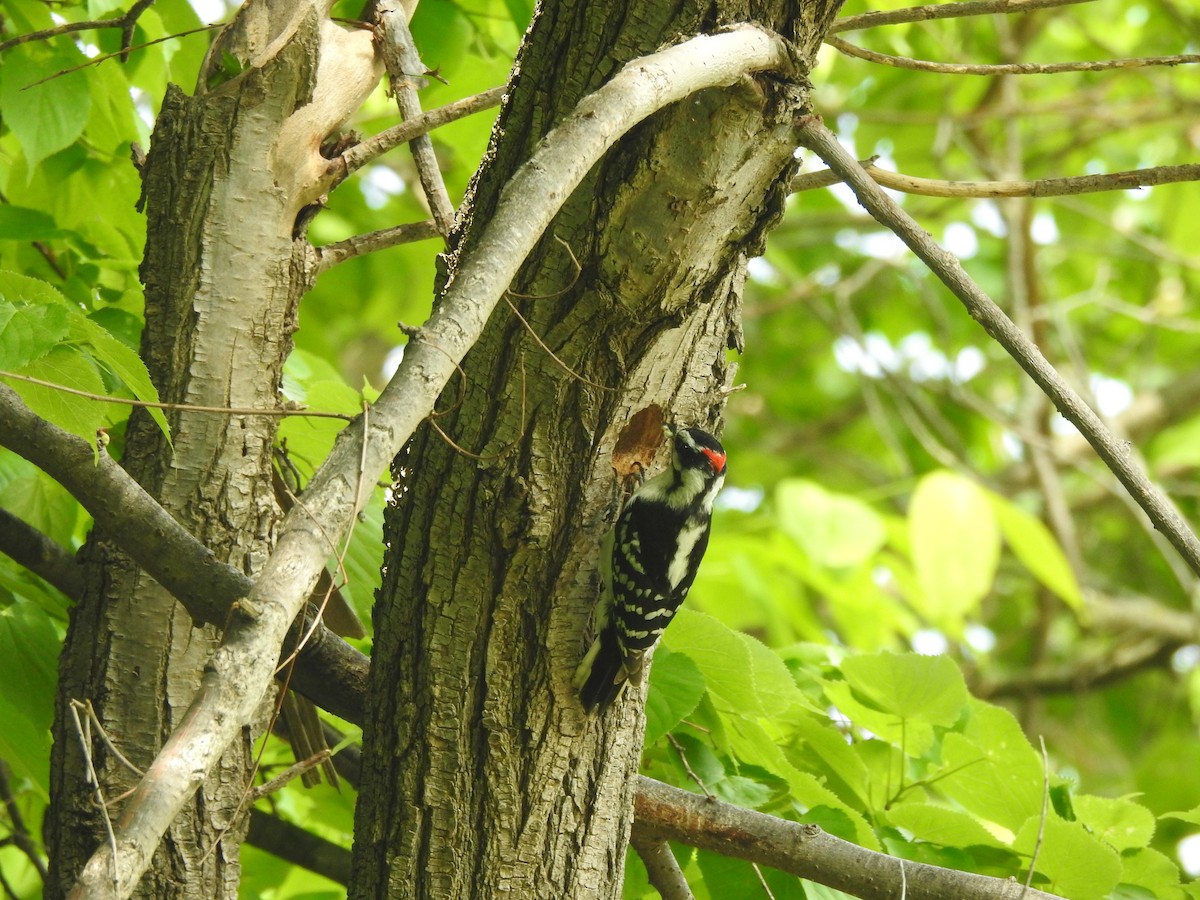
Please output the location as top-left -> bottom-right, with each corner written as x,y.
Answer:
351,1 -> 842,897
45,4 -> 378,897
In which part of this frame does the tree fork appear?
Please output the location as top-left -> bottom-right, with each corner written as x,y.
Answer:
351,2 -> 843,897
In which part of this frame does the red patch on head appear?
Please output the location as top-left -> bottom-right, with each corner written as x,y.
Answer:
702,447 -> 727,474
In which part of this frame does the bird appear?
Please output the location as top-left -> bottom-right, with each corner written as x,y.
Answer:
575,425 -> 727,711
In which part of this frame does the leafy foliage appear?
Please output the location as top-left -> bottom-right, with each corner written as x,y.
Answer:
2,0 -> 1200,897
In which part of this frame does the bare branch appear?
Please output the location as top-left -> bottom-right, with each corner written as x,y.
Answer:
829,0 -> 1096,34
0,383 -> 368,726
634,777 -> 1063,900
631,828 -> 694,900
976,639 -> 1177,699
314,220 -> 441,274
249,751 -> 332,800
16,26 -> 220,90
790,161 -> 1200,198
336,86 -> 505,179
1087,594 -> 1200,643
245,809 -> 352,885
0,0 -> 156,54
68,27 -> 797,898
374,0 -> 457,235
825,36 -> 1200,75
0,507 -> 84,599
794,118 -> 1200,578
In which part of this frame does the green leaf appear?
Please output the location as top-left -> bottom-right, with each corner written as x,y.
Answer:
908,471 -> 1000,630
644,647 -> 705,747
1162,806 -> 1200,826
987,491 -> 1083,609
0,43 -> 92,170
1149,414 -> 1200,469
822,677 -> 935,757
776,479 -> 886,569
787,711 -> 873,810
1015,814 -> 1122,900
696,850 -> 808,900
0,296 -> 68,370
279,349 -> 364,475
0,599 -> 61,796
0,205 -> 65,241
6,346 -> 108,442
886,802 -> 1009,850
0,450 -> 83,546
73,314 -> 170,442
1073,794 -> 1155,851
1118,847 -> 1185,899
337,488 -> 385,630
936,701 -> 1043,834
662,609 -> 800,718
840,651 -> 969,727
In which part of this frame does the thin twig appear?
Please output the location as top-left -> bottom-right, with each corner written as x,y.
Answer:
314,220 -> 441,275
374,1 -> 457,235
249,751 -> 333,800
337,86 -> 505,178
0,507 -> 84,598
76,700 -> 144,778
0,865 -> 20,900
826,36 -> 1200,75
793,117 -> 1200,578
666,734 -> 713,797
505,234 -> 584,301
976,639 -> 1177,698
1020,738 -> 1052,898
17,26 -> 220,89
0,370 -> 354,420
829,0 -> 1095,34
790,162 -> 1200,198
752,862 -> 778,898
69,701 -> 120,893
503,297 -> 613,391
0,0 -> 156,54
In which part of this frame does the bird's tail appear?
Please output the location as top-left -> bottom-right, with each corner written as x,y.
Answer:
575,625 -> 626,712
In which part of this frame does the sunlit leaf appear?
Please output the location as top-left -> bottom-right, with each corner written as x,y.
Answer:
1072,794 -> 1155,852
987,491 -> 1082,609
0,44 -> 91,170
1014,814 -> 1122,900
840,651 -> 969,727
936,702 -> 1043,833
776,479 -> 886,569
908,471 -> 999,632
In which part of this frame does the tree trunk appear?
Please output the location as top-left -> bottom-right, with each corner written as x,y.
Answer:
351,1 -> 841,896
46,4 -> 378,896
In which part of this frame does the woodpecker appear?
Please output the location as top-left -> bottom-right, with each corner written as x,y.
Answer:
575,425 -> 727,712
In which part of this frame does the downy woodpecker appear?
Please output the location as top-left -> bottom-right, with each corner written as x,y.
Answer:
575,426 -> 727,711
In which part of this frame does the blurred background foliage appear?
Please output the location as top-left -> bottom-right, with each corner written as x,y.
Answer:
2,0 -> 1199,897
